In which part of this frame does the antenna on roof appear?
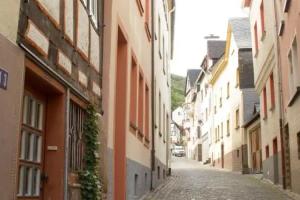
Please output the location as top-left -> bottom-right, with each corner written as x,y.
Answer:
204,34 -> 220,39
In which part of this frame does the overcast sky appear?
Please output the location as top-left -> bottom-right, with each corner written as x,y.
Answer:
170,0 -> 247,76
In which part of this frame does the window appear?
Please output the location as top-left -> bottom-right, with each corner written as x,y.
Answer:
158,16 -> 162,58
19,95 -> 44,197
157,166 -> 160,179
130,59 -> 138,128
197,126 -> 201,139
163,36 -> 166,74
263,87 -> 268,118
297,132 -> 300,159
166,114 -> 169,141
159,92 -> 162,136
236,69 -> 240,87
217,125 -> 220,141
201,90 -> 204,101
221,122 -> 223,139
254,22 -> 259,54
227,119 -> 230,136
69,101 -> 85,171
270,73 -> 275,109
260,1 -> 265,34
266,145 -> 270,158
197,84 -> 200,92
219,88 -> 222,108
138,73 -> 144,135
205,108 -> 208,121
288,37 -> 300,96
237,150 -> 240,158
273,137 -> 278,155
163,104 -> 166,142
215,128 -> 217,143
145,85 -> 150,141
235,109 -> 240,128
145,0 -> 151,27
89,0 -> 98,26
134,174 -> 138,196
227,82 -> 230,98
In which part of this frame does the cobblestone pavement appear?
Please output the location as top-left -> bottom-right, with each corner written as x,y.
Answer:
142,157 -> 298,200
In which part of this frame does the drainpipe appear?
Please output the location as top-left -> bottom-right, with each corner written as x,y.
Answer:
272,0 -> 287,189
64,88 -> 70,200
150,0 -> 155,191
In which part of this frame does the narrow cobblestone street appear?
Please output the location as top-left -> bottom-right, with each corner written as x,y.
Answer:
143,157 -> 298,200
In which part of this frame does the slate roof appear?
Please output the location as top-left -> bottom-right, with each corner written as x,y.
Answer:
207,40 -> 226,59
187,69 -> 200,88
229,17 -> 252,49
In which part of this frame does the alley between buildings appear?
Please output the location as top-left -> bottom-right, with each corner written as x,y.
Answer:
143,158 -> 297,200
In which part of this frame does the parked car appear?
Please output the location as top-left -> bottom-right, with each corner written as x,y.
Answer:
173,146 -> 185,157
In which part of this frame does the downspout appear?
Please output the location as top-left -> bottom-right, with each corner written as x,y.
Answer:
150,0 -> 155,191
64,88 -> 70,200
273,0 -> 287,189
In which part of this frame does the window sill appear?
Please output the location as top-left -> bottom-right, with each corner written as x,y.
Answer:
130,122 -> 138,131
235,126 -> 240,130
145,22 -> 151,42
269,105 -> 275,111
159,132 -> 162,137
263,115 -> 268,121
137,129 -> 144,141
288,87 -> 300,107
136,0 -> 144,16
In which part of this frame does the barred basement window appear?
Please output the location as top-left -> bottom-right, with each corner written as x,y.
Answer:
69,101 -> 86,171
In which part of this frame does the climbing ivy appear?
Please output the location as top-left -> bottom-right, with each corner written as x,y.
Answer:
79,105 -> 102,200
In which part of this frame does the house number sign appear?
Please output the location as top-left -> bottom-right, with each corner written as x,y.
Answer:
0,68 -> 8,90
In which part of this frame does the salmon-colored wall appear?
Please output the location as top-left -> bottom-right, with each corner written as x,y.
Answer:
278,1 -> 300,108
0,33 -> 24,200
114,28 -> 128,200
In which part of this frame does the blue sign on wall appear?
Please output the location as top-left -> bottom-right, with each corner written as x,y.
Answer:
0,68 -> 8,90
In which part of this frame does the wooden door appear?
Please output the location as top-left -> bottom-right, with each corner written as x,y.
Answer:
17,94 -> 45,200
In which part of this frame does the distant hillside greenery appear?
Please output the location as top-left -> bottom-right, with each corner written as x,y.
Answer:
171,74 -> 185,111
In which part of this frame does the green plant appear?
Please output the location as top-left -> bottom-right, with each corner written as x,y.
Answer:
79,105 -> 102,200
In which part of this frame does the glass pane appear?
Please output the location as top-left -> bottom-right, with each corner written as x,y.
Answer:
26,167 -> 33,196
31,168 -> 37,195
31,100 -> 36,128
29,133 -> 35,161
20,131 -> 26,159
35,103 -> 40,129
22,96 -> 28,124
35,169 -> 41,196
37,136 -> 42,163
38,103 -> 44,130
32,135 -> 38,162
18,166 -> 25,195
27,98 -> 33,125
24,167 -> 29,196
25,133 -> 30,160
